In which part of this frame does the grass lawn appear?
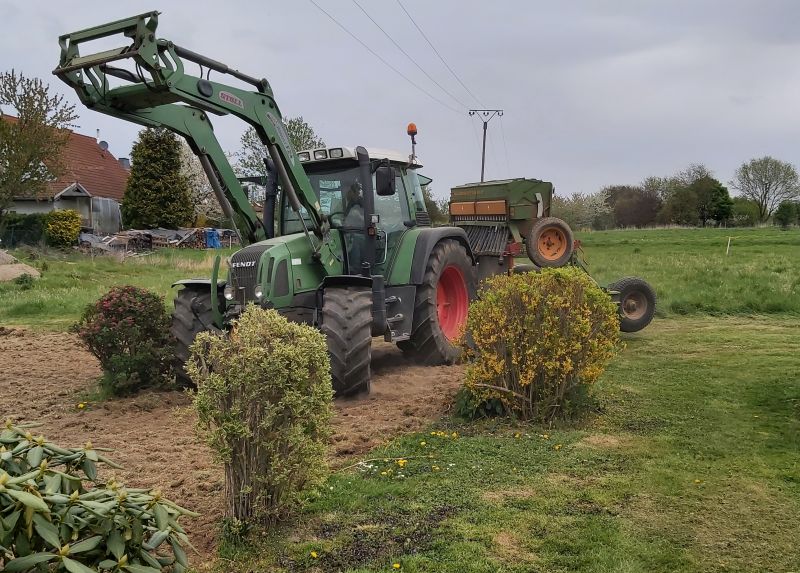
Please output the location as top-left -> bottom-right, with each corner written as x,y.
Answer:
0,248 -> 233,329
222,316 -> 800,573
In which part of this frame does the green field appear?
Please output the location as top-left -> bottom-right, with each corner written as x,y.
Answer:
2,227 -> 799,572
576,227 -> 800,316
0,248 -> 234,329
1,227 -> 797,330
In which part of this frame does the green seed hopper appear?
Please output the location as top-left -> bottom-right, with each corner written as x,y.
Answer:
450,178 -> 575,270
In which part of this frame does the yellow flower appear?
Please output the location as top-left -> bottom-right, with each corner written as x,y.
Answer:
310,551 -> 318,559
554,444 -> 562,451
451,432 -> 458,438
420,441 -> 426,446
396,459 -> 407,467
77,403 -> 85,409
393,563 -> 401,569
514,432 -> 521,439
432,465 -> 440,471
693,479 -> 702,484
380,471 -> 388,476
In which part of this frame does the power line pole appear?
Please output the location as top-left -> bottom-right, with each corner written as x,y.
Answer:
469,109 -> 503,182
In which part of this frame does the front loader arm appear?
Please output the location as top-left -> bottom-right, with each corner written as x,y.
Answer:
53,11 -> 327,251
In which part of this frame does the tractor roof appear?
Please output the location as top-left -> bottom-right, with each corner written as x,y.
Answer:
297,146 -> 422,169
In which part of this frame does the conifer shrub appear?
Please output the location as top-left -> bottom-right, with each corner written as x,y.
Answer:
461,267 -> 621,423
73,286 -> 172,395
189,307 -> 333,527
122,128 -> 193,229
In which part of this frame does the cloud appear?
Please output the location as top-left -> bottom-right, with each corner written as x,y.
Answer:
2,0 -> 798,198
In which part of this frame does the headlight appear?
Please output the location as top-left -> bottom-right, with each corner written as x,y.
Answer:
329,147 -> 343,158
313,149 -> 328,160
254,284 -> 264,300
298,151 -> 310,162
223,285 -> 234,300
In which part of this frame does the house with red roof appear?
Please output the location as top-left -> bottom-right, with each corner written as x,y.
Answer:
3,114 -> 129,234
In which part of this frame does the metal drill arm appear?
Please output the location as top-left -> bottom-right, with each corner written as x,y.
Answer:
53,11 -> 327,249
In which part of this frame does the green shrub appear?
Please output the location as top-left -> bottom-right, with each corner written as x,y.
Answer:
45,209 -> 82,247
0,420 -> 195,572
73,286 -> 172,396
13,273 -> 35,290
461,267 -> 621,423
190,306 -> 333,527
0,213 -> 47,246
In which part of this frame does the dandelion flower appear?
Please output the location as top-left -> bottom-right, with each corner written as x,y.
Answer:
381,471 -> 388,476
693,479 -> 702,484
420,441 -> 426,446
77,403 -> 85,409
393,563 -> 401,569
554,444 -> 562,451
310,551 -> 318,559
514,432 -> 521,439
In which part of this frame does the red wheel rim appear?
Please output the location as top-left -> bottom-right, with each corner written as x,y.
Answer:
436,265 -> 468,341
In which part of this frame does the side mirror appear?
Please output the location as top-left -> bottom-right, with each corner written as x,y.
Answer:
376,165 -> 396,196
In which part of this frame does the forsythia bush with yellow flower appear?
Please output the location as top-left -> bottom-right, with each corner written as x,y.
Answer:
189,307 -> 333,528
461,267 -> 620,422
45,209 -> 82,247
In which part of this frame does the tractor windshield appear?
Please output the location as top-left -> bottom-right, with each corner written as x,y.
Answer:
282,164 -> 363,234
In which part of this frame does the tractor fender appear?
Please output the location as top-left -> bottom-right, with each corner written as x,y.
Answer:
410,227 -> 475,285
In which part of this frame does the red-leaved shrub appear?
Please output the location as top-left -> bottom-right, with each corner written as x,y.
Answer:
73,285 -> 172,395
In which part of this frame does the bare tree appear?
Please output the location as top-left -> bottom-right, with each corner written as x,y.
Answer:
235,116 -> 325,178
0,69 -> 78,220
730,156 -> 800,221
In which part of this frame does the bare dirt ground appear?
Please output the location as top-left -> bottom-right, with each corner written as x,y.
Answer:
0,328 -> 463,564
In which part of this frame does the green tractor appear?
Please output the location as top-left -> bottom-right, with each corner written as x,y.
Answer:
53,12 -> 655,397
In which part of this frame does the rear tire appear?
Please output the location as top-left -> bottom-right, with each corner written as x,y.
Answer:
399,239 -> 475,365
610,277 -> 656,333
526,217 -> 574,267
322,286 -> 373,396
171,287 -> 220,387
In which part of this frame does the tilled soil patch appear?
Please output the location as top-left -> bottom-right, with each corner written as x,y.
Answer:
0,329 -> 462,563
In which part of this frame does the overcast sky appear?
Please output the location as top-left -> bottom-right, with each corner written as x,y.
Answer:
2,0 -> 798,199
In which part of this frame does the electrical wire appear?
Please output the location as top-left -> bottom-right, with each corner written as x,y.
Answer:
352,0 -> 468,110
308,0 -> 463,116
396,0 -> 484,108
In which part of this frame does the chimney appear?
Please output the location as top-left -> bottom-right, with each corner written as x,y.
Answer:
118,157 -> 131,170
96,129 -> 100,142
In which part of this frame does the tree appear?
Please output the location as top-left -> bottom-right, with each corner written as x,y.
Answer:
122,128 -> 193,229
730,197 -> 761,227
690,176 -> 733,226
179,142 -> 223,224
729,156 -> 800,221
553,189 -> 612,230
236,116 -> 325,178
421,184 -> 448,224
659,185 -> 698,225
605,185 -> 661,227
0,69 -> 78,220
773,201 -> 798,229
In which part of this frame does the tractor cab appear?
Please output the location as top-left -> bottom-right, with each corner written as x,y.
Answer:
282,147 -> 430,276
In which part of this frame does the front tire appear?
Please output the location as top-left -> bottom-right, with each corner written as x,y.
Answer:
321,286 -> 373,396
610,277 -> 656,333
399,239 -> 475,365
171,287 -> 220,387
